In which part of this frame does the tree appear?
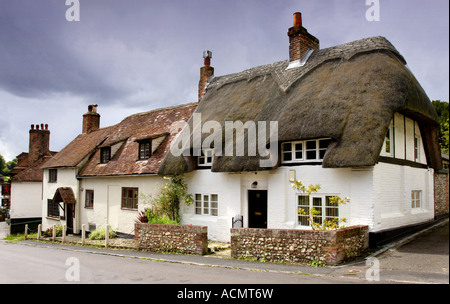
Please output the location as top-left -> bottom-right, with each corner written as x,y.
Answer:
0,154 -> 5,176
0,155 -> 17,176
432,100 -> 449,154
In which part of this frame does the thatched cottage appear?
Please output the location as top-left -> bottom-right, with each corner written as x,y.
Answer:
159,13 -> 442,246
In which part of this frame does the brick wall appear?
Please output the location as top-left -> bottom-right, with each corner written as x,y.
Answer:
135,223 -> 208,255
231,225 -> 369,266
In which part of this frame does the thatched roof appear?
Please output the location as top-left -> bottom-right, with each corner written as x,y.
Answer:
158,36 -> 441,174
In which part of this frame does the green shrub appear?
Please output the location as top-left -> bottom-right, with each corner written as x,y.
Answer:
89,227 -> 116,240
42,225 -> 63,237
146,208 -> 179,225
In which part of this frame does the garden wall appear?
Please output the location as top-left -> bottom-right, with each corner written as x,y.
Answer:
135,223 -> 208,255
231,225 -> 369,265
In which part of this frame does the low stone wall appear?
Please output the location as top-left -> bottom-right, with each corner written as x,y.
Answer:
135,223 -> 208,255
434,172 -> 449,218
231,225 -> 369,266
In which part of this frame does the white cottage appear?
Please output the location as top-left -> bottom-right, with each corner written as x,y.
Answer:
159,13 -> 442,247
40,103 -> 197,235
9,124 -> 57,234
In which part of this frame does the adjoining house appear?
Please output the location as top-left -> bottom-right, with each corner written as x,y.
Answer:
9,124 -> 57,233
158,12 -> 442,246
40,103 -> 197,235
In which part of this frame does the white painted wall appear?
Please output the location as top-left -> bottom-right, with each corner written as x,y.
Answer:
10,182 -> 42,219
373,162 -> 434,231
79,175 -> 164,234
41,168 -> 79,232
180,162 -> 434,242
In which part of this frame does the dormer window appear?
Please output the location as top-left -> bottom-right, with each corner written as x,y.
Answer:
138,140 -> 151,160
100,147 -> 111,163
198,149 -> 214,167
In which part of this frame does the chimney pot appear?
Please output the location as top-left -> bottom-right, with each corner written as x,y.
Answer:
288,11 -> 319,64
199,51 -> 214,101
45,124 -> 48,130
31,124 -> 34,130
36,124 -> 40,130
293,12 -> 302,27
41,124 -> 44,130
83,104 -> 100,133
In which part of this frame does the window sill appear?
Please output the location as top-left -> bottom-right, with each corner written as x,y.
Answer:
46,216 -> 60,221
121,208 -> 138,211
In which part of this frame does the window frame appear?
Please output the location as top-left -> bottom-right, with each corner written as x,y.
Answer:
48,169 -> 57,183
414,136 -> 420,162
411,190 -> 422,209
138,140 -> 152,160
282,139 -> 331,163
121,187 -> 139,210
297,194 -> 340,227
197,149 -> 214,167
85,190 -> 94,209
195,193 -> 218,216
100,147 -> 111,164
47,199 -> 60,219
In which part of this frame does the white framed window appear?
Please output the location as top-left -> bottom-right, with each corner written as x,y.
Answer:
414,136 -> 420,162
411,190 -> 422,209
195,193 -> 218,216
297,194 -> 340,227
198,149 -> 214,167
282,139 -> 331,163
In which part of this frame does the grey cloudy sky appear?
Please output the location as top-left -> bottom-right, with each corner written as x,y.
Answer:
0,0 -> 449,161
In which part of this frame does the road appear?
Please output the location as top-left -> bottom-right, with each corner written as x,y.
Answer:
0,220 -> 448,285
0,240 -> 362,284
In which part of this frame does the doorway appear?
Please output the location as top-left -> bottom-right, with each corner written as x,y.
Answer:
66,203 -> 74,235
248,190 -> 267,228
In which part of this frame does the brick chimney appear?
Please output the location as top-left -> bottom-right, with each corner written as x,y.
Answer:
287,12 -> 319,67
82,104 -> 100,134
29,123 -> 50,165
198,50 -> 214,101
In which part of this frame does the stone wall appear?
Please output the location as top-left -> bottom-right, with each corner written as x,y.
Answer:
434,172 -> 449,218
135,223 -> 208,255
231,225 -> 369,266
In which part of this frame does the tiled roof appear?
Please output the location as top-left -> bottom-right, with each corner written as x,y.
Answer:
42,102 -> 197,177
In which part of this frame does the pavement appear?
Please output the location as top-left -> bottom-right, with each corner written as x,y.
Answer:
1,218 -> 449,284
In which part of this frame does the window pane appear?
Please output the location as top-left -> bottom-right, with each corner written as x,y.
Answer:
283,152 -> 292,161
306,141 -> 316,150
211,194 -> 218,202
319,139 -> 331,149
306,150 -> 317,160
282,143 -> 292,152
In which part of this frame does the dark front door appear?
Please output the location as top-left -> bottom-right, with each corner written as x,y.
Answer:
66,204 -> 74,234
248,190 -> 267,228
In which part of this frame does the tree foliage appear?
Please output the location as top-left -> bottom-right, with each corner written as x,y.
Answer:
432,100 -> 449,154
